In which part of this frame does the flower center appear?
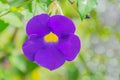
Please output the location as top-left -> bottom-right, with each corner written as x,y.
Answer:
44,32 -> 59,43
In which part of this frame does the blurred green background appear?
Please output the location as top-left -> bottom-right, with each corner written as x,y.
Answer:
0,0 -> 120,80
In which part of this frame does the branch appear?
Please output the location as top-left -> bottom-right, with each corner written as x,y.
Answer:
0,0 -> 33,17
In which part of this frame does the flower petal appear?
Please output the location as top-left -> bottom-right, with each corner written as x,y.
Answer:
58,34 -> 81,61
26,14 -> 50,37
48,15 -> 75,37
35,45 -> 65,70
22,34 -> 45,61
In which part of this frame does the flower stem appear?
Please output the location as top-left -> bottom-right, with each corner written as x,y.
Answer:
47,1 -> 63,15
0,0 -> 33,17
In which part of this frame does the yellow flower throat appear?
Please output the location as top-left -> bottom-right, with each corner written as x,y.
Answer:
44,32 -> 59,42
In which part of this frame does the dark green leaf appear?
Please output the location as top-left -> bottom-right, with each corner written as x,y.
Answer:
25,59 -> 38,73
27,2 -> 32,12
0,19 -> 9,32
67,63 -> 79,80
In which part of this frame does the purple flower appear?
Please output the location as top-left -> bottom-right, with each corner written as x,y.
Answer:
22,14 -> 81,70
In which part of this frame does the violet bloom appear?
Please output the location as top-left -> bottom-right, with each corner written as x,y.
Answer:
22,14 -> 81,70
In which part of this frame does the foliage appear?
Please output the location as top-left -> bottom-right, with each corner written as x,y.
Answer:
0,0 -> 120,80
77,0 -> 98,20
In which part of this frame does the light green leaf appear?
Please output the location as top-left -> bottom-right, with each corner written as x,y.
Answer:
10,54 -> 26,72
32,0 -> 47,15
0,13 -> 23,27
77,0 -> 98,20
22,9 -> 33,21
39,0 -> 54,6
58,0 -> 79,18
0,2 -> 9,12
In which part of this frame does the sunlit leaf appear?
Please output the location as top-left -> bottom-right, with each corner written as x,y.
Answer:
10,54 -> 26,72
0,67 -> 13,80
8,0 -> 25,6
31,0 -> 47,16
0,2 -> 9,12
0,26 -> 15,48
0,13 -> 23,27
58,0 -> 79,18
39,0 -> 54,6
77,0 -> 98,20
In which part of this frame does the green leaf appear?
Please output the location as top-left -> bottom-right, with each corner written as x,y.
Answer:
0,19 -> 9,32
0,13 -> 23,27
58,0 -> 79,18
0,0 -> 7,3
8,0 -> 26,6
67,63 -> 79,80
9,54 -> 26,72
77,0 -> 98,20
25,59 -> 38,72
39,0 -> 54,6
0,67 -> 13,80
27,2 -> 32,13
31,0 -> 47,16
0,2 -> 9,12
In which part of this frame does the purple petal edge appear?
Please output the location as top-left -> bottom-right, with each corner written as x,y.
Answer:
22,34 -> 45,61
26,13 -> 50,37
58,34 -> 81,61
35,45 -> 66,70
48,15 -> 75,37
